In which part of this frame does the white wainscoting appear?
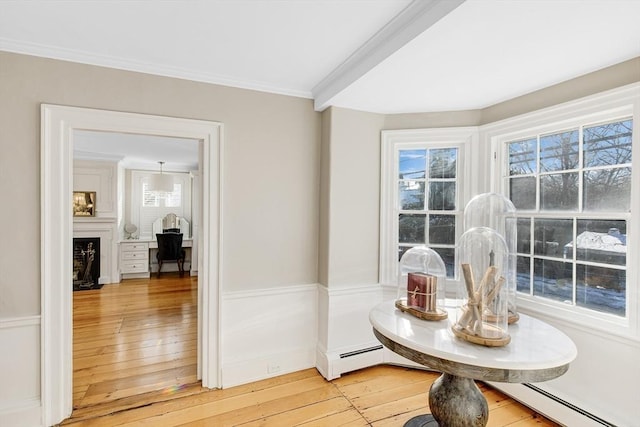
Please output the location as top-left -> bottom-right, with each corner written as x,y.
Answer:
73,218 -> 119,284
316,283 -> 390,380
0,316 -> 42,427
220,284 -> 318,388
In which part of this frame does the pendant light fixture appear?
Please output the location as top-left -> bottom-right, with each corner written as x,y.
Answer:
148,161 -> 174,193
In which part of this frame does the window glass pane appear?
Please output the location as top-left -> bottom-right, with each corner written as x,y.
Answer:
516,255 -> 531,293
428,182 -> 455,210
584,119 -> 632,168
165,184 -> 182,208
399,149 -> 426,179
573,220 -> 626,265
516,218 -> 531,253
142,182 -> 159,207
533,218 -> 573,258
576,264 -> 625,316
509,177 -> 536,209
429,148 -> 457,179
540,172 -> 578,210
429,214 -> 455,245
508,138 -> 537,176
540,130 -> 579,172
399,181 -> 425,210
533,258 -> 573,303
433,247 -> 455,278
583,167 -> 631,212
399,214 -> 425,244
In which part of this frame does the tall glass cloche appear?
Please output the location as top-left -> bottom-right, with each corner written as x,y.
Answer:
452,227 -> 510,347
464,192 -> 519,324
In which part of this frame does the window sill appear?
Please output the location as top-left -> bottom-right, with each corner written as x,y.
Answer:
516,294 -> 640,346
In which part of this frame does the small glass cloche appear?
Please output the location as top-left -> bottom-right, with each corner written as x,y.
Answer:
452,227 -> 510,347
396,246 -> 448,321
464,192 -> 519,324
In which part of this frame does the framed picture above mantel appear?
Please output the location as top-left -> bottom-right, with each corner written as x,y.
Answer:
73,191 -> 96,217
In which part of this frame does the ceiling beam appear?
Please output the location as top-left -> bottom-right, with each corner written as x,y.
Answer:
312,0 -> 465,112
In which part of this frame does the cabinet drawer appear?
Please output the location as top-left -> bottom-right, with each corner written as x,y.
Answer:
121,251 -> 148,261
121,261 -> 148,273
121,243 -> 148,252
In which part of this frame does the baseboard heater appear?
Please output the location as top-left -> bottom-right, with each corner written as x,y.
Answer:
524,384 -> 614,427
339,345 -> 383,358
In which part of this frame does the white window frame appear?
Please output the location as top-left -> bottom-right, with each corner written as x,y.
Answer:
484,83 -> 640,340
380,127 -> 476,286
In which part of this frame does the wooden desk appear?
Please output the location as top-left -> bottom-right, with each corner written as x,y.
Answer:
369,301 -> 577,426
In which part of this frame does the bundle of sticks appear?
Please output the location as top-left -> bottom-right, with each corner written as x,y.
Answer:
456,263 -> 506,336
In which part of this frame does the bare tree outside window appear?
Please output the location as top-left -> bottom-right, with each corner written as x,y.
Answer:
507,118 -> 632,317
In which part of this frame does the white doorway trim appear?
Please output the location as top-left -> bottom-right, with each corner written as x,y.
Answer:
40,104 -> 223,425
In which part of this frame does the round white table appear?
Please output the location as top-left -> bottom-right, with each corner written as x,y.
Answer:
370,301 -> 577,427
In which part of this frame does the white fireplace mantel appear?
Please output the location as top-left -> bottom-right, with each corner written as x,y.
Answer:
73,218 -> 119,284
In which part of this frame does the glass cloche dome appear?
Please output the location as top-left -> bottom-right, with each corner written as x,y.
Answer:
452,227 -> 510,347
396,246 -> 448,321
463,192 -> 519,324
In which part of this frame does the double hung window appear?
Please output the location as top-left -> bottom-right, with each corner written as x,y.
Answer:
380,128 -> 474,285
505,119 -> 632,317
489,85 -> 639,332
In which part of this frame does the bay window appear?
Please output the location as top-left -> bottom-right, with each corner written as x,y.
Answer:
489,84 -> 639,334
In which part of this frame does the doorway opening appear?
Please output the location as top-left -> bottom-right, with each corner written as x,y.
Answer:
41,105 -> 222,426
71,129 -> 201,416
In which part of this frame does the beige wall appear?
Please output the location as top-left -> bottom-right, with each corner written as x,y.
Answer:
0,51 -> 321,317
320,107 -> 385,286
481,57 -> 640,124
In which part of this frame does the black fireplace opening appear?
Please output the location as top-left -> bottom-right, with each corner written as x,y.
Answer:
73,237 -> 102,291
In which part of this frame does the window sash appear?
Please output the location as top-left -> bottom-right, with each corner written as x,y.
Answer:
487,84 -> 639,337
380,128 -> 475,286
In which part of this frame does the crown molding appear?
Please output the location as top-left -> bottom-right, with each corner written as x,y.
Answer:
73,150 -> 124,163
312,0 -> 465,112
0,38 -> 313,99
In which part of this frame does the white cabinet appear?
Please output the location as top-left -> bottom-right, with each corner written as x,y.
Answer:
120,241 -> 149,278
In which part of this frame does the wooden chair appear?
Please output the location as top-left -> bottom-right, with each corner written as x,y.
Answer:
156,233 -> 186,277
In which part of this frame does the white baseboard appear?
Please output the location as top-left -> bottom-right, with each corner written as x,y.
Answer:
489,382 -> 608,427
317,342 -> 384,380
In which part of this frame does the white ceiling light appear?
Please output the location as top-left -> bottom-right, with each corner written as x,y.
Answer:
148,161 -> 174,193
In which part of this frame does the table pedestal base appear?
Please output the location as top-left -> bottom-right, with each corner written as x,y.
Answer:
404,414 -> 438,427
429,373 -> 488,427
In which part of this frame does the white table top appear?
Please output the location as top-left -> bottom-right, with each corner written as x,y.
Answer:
370,300 -> 577,382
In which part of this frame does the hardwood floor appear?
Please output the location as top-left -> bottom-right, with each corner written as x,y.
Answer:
71,274 -> 198,416
63,275 -> 559,426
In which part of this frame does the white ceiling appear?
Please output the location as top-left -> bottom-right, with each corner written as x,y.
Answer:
74,130 -> 199,171
2,0 -> 639,164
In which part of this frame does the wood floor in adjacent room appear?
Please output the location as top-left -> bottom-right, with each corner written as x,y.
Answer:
63,275 -> 559,426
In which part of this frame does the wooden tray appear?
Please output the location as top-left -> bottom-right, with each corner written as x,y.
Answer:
451,323 -> 511,347
484,310 -> 520,325
395,299 -> 448,321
